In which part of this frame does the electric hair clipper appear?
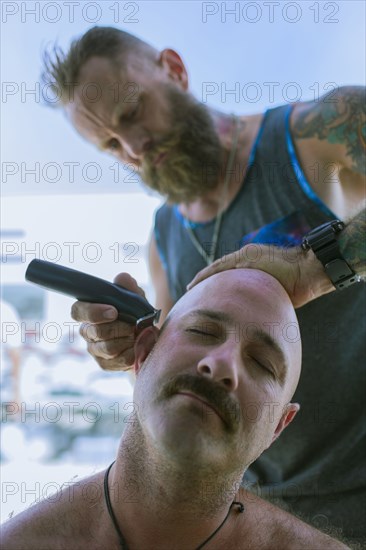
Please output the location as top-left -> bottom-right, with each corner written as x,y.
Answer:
25,259 -> 161,330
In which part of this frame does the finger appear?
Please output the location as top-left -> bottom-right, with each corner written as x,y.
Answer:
187,253 -> 238,290
113,273 -> 146,298
71,301 -> 118,323
87,338 -> 135,362
80,321 -> 135,343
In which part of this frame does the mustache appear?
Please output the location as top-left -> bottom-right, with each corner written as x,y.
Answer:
157,374 -> 241,434
144,133 -> 180,166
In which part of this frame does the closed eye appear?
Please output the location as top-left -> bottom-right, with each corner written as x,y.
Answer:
186,328 -> 221,340
250,356 -> 275,377
187,328 -> 215,336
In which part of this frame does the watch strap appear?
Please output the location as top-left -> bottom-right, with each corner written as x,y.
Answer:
302,220 -> 359,290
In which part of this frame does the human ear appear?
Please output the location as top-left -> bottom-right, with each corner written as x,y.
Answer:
271,403 -> 300,444
158,49 -> 189,90
134,326 -> 160,375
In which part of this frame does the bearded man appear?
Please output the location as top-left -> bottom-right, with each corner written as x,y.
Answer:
41,27 -> 365,542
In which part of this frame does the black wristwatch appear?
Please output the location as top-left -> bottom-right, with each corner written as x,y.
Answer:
301,220 -> 360,290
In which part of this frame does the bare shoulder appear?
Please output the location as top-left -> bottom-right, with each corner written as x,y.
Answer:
237,489 -> 349,549
291,86 -> 365,135
291,85 -> 366,174
0,471 -> 106,550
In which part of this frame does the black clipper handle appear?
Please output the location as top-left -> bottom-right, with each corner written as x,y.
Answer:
25,259 -> 161,330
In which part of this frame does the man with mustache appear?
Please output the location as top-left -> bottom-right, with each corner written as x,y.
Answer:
1,270 -> 348,549
42,27 -> 365,541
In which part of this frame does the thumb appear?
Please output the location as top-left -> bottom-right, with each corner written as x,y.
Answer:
113,273 -> 146,298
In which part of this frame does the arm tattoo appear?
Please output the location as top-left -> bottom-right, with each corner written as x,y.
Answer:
293,86 -> 366,176
339,206 -> 366,278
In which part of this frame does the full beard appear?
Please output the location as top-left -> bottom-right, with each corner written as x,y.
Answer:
141,86 -> 222,204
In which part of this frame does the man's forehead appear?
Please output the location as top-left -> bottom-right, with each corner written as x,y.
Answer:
64,95 -> 108,147
68,53 -> 153,117
77,52 -> 153,88
64,56 -> 141,145
77,55 -> 127,85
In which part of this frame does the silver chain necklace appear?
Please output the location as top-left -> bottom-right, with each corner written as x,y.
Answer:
184,115 -> 240,266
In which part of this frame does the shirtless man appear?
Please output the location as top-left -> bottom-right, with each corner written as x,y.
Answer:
0,269 -> 348,549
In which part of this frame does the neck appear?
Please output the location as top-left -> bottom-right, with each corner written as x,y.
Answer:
105,426 -> 243,549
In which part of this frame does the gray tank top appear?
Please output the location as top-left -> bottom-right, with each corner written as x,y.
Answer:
155,104 -> 365,537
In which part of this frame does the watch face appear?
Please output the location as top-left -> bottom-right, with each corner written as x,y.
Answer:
295,219 -> 356,288
303,220 -> 357,290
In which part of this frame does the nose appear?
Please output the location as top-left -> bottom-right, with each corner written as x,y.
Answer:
197,344 -> 240,392
117,128 -> 152,160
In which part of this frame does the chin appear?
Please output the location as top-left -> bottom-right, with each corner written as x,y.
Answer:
149,411 -> 229,471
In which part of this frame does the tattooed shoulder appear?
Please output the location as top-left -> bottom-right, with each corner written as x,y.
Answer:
292,86 -> 366,176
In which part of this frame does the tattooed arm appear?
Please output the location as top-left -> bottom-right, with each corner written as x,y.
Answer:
291,86 -> 365,218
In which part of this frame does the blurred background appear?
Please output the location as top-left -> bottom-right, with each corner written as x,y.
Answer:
1,0 -> 365,521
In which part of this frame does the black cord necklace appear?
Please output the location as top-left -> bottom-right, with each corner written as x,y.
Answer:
104,461 -> 244,550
